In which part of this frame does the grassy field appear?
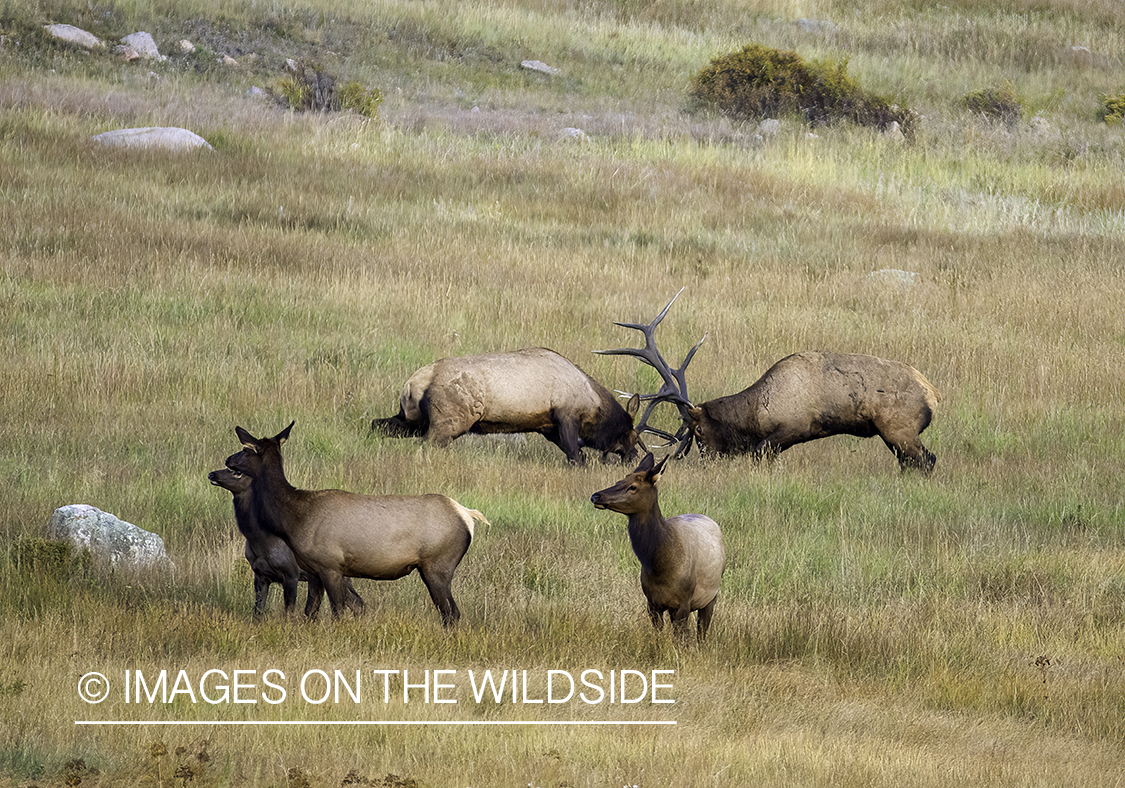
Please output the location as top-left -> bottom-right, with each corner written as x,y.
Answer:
2,0 -> 1124,786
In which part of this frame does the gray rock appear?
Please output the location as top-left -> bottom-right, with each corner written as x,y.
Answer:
44,24 -> 104,49
560,127 -> 588,142
91,127 -> 213,152
521,59 -> 558,75
118,32 -> 166,62
46,504 -> 173,571
758,118 -> 781,136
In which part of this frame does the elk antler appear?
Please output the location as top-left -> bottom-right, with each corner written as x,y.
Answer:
594,288 -> 705,458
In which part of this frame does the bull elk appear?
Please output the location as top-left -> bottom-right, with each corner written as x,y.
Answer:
591,452 -> 725,641
207,467 -> 362,618
598,292 -> 939,474
371,347 -> 641,465
224,422 -> 486,626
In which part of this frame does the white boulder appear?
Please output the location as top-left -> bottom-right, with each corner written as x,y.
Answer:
47,504 -> 173,571
91,127 -> 213,152
44,24 -> 104,49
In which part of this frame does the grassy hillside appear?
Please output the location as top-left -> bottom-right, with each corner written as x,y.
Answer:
2,0 -> 1124,786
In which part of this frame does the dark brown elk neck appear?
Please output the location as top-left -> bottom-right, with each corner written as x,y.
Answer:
625,505 -> 670,569
252,452 -> 311,528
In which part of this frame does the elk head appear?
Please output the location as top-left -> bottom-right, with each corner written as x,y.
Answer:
590,452 -> 668,515
225,421 -> 294,479
594,289 -> 703,459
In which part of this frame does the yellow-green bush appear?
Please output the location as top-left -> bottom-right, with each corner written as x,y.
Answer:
689,43 -> 916,134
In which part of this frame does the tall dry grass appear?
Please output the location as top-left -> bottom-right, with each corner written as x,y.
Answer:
2,0 -> 1125,785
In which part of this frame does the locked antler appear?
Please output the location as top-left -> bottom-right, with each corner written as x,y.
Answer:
594,288 -> 705,458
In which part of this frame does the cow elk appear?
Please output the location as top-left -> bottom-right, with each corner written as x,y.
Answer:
371,347 -> 641,465
599,293 -> 939,474
224,422 -> 486,626
207,467 -> 361,619
591,452 -> 725,642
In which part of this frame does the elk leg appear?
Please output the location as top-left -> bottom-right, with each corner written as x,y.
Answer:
419,568 -> 460,627
252,572 -> 270,619
280,573 -> 299,616
305,576 -> 363,619
647,599 -> 665,631
549,415 -> 585,464
303,573 -> 323,619
879,429 -> 936,475
696,596 -> 718,642
669,605 -> 693,640
321,571 -> 364,617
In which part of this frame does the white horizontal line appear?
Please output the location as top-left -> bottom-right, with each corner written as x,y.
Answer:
76,720 -> 676,726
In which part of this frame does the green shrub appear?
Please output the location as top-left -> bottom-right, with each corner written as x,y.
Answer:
271,59 -> 382,117
962,84 -> 1022,125
1098,93 -> 1125,125
272,58 -> 335,111
337,80 -> 383,118
689,43 -> 915,135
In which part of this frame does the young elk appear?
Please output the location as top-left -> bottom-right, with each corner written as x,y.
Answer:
225,422 -> 486,626
207,467 -> 362,619
591,453 -> 725,641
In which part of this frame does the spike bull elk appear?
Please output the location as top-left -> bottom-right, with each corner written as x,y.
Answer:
371,347 -> 641,465
599,291 -> 940,474
592,452 -> 725,641
225,422 -> 487,625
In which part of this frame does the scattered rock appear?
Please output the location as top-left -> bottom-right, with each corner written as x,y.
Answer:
758,118 -> 781,137
46,504 -> 173,572
91,127 -> 214,152
883,121 -> 905,141
221,54 -> 239,66
44,24 -> 104,50
179,39 -> 196,54
117,32 -> 166,62
521,59 -> 558,75
560,127 -> 588,142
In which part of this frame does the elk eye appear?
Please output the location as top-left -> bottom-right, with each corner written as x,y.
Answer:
628,485 -> 638,492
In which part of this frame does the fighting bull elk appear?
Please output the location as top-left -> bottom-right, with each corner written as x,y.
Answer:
207,467 -> 361,618
592,452 -> 725,641
598,292 -> 940,474
371,347 -> 641,465
225,422 -> 486,625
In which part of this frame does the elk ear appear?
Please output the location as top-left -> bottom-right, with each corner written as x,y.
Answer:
275,421 -> 295,445
687,407 -> 703,424
649,453 -> 670,482
234,426 -> 256,450
634,452 -> 656,474
625,393 -> 640,420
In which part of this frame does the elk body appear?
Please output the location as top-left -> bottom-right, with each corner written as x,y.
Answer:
371,347 -> 640,465
591,453 -> 725,641
596,293 -> 939,474
225,423 -> 486,626
688,351 -> 940,473
207,467 -> 361,619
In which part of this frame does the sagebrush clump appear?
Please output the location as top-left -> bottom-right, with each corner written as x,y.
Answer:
689,43 -> 915,134
962,84 -> 1022,124
272,58 -> 382,117
1099,92 -> 1125,125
